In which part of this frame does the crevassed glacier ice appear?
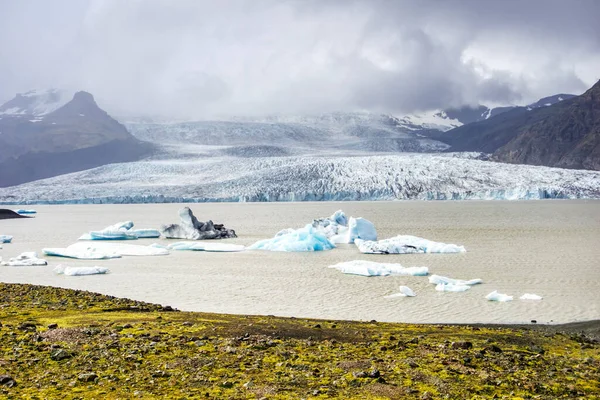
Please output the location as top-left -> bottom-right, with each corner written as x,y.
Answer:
486,290 -> 513,302
157,241 -> 245,252
356,235 -> 466,254
384,286 -> 416,298
0,235 -> 12,243
520,293 -> 543,300
44,242 -> 169,259
328,260 -> 428,277
249,224 -> 335,252
1,252 -> 47,266
54,264 -> 110,276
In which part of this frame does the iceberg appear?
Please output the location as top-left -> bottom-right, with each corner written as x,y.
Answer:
156,241 -> 245,252
355,235 -> 466,254
312,211 -> 377,244
249,224 -> 335,252
0,235 -> 12,243
520,293 -> 543,300
54,264 -> 110,276
160,207 -> 237,240
1,252 -> 47,266
328,260 -> 428,277
79,221 -> 160,240
14,209 -> 37,214
384,286 -> 416,298
43,242 -> 169,259
428,274 -> 482,286
486,290 -> 513,302
435,283 -> 470,292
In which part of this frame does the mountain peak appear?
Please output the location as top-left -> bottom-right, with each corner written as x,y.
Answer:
0,88 -> 72,116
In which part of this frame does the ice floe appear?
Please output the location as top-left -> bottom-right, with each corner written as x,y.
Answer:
1,252 -> 47,266
249,224 -> 335,252
160,207 -> 237,240
14,209 -> 37,214
428,275 -> 482,286
0,235 -> 12,243
328,260 -> 428,277
43,242 -> 169,259
384,286 -> 416,298
520,293 -> 543,300
154,241 -> 245,252
79,221 -> 160,240
355,235 -> 466,254
54,264 -> 110,276
312,210 -> 377,244
486,291 -> 513,302
435,283 -> 470,292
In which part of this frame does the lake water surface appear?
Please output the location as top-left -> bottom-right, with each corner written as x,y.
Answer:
1,201 -> 599,324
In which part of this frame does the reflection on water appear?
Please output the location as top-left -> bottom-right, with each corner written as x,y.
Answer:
1,200 -> 599,324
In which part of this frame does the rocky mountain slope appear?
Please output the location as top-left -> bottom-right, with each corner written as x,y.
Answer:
442,81 -> 599,170
0,91 -> 153,187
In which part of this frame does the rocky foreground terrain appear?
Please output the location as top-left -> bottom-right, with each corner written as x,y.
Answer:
0,283 -> 598,399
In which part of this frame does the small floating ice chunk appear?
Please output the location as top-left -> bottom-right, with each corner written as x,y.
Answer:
250,224 -> 335,252
356,235 -> 466,254
328,260 -> 428,277
520,293 -> 543,300
435,283 -> 470,292
428,274 -> 482,286
132,229 -> 161,238
163,241 -> 245,252
44,242 -> 169,259
14,209 -> 36,214
385,286 -> 416,298
486,290 -> 513,302
79,221 -> 160,240
1,252 -> 47,266
0,235 -> 12,243
54,264 -> 110,276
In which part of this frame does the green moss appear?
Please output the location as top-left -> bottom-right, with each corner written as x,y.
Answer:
0,283 -> 598,399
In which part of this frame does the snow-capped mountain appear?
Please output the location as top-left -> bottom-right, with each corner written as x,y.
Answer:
0,89 -> 73,116
1,153 -> 598,204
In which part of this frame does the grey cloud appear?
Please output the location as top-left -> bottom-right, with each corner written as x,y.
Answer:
0,0 -> 598,118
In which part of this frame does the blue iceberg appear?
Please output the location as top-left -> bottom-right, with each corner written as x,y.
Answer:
0,235 -> 12,243
14,209 -> 36,215
249,224 -> 335,252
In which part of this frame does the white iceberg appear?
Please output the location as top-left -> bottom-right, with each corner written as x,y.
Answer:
14,209 -> 36,214
328,260 -> 428,277
156,241 -> 245,252
355,235 -> 466,254
486,290 -> 513,302
1,252 -> 47,266
249,224 -> 335,252
54,264 -> 110,276
520,293 -> 543,300
79,221 -> 160,240
435,283 -> 470,292
0,235 -> 12,243
384,286 -> 416,298
428,274 -> 482,286
313,211 -> 377,244
160,207 -> 237,240
43,242 -> 169,259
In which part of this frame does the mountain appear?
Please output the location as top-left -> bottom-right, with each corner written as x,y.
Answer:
441,82 -> 599,170
0,91 -> 153,187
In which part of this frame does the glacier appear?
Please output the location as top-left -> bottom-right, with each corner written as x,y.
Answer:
328,260 -> 428,277
355,235 -> 466,254
54,264 -> 110,276
0,153 -> 599,204
249,224 -> 335,252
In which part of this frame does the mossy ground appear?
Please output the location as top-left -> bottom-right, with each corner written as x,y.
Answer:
0,283 -> 598,399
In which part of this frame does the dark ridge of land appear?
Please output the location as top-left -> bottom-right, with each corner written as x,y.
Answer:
0,209 -> 29,220
0,283 -> 598,399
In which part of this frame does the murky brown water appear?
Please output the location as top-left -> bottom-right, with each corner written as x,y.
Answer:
1,201 -> 599,324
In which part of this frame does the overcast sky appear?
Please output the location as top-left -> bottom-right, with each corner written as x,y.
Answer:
0,0 -> 598,119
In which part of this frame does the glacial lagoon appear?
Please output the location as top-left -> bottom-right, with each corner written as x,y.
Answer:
1,200 -> 599,324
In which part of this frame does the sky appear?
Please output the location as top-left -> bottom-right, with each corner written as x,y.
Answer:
0,0 -> 599,119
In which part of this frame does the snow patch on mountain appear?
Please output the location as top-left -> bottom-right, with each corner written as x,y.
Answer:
0,89 -> 73,116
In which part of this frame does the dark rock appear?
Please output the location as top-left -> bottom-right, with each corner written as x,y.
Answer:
313,324 -> 321,329
452,341 -> 473,350
406,359 -> 419,368
122,324 -> 132,329
160,207 -> 237,240
0,375 -> 16,387
486,345 -> 503,353
78,373 -> 98,382
18,321 -> 37,331
531,320 -> 537,324
528,345 -> 545,354
368,369 -> 381,378
47,323 -> 58,330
